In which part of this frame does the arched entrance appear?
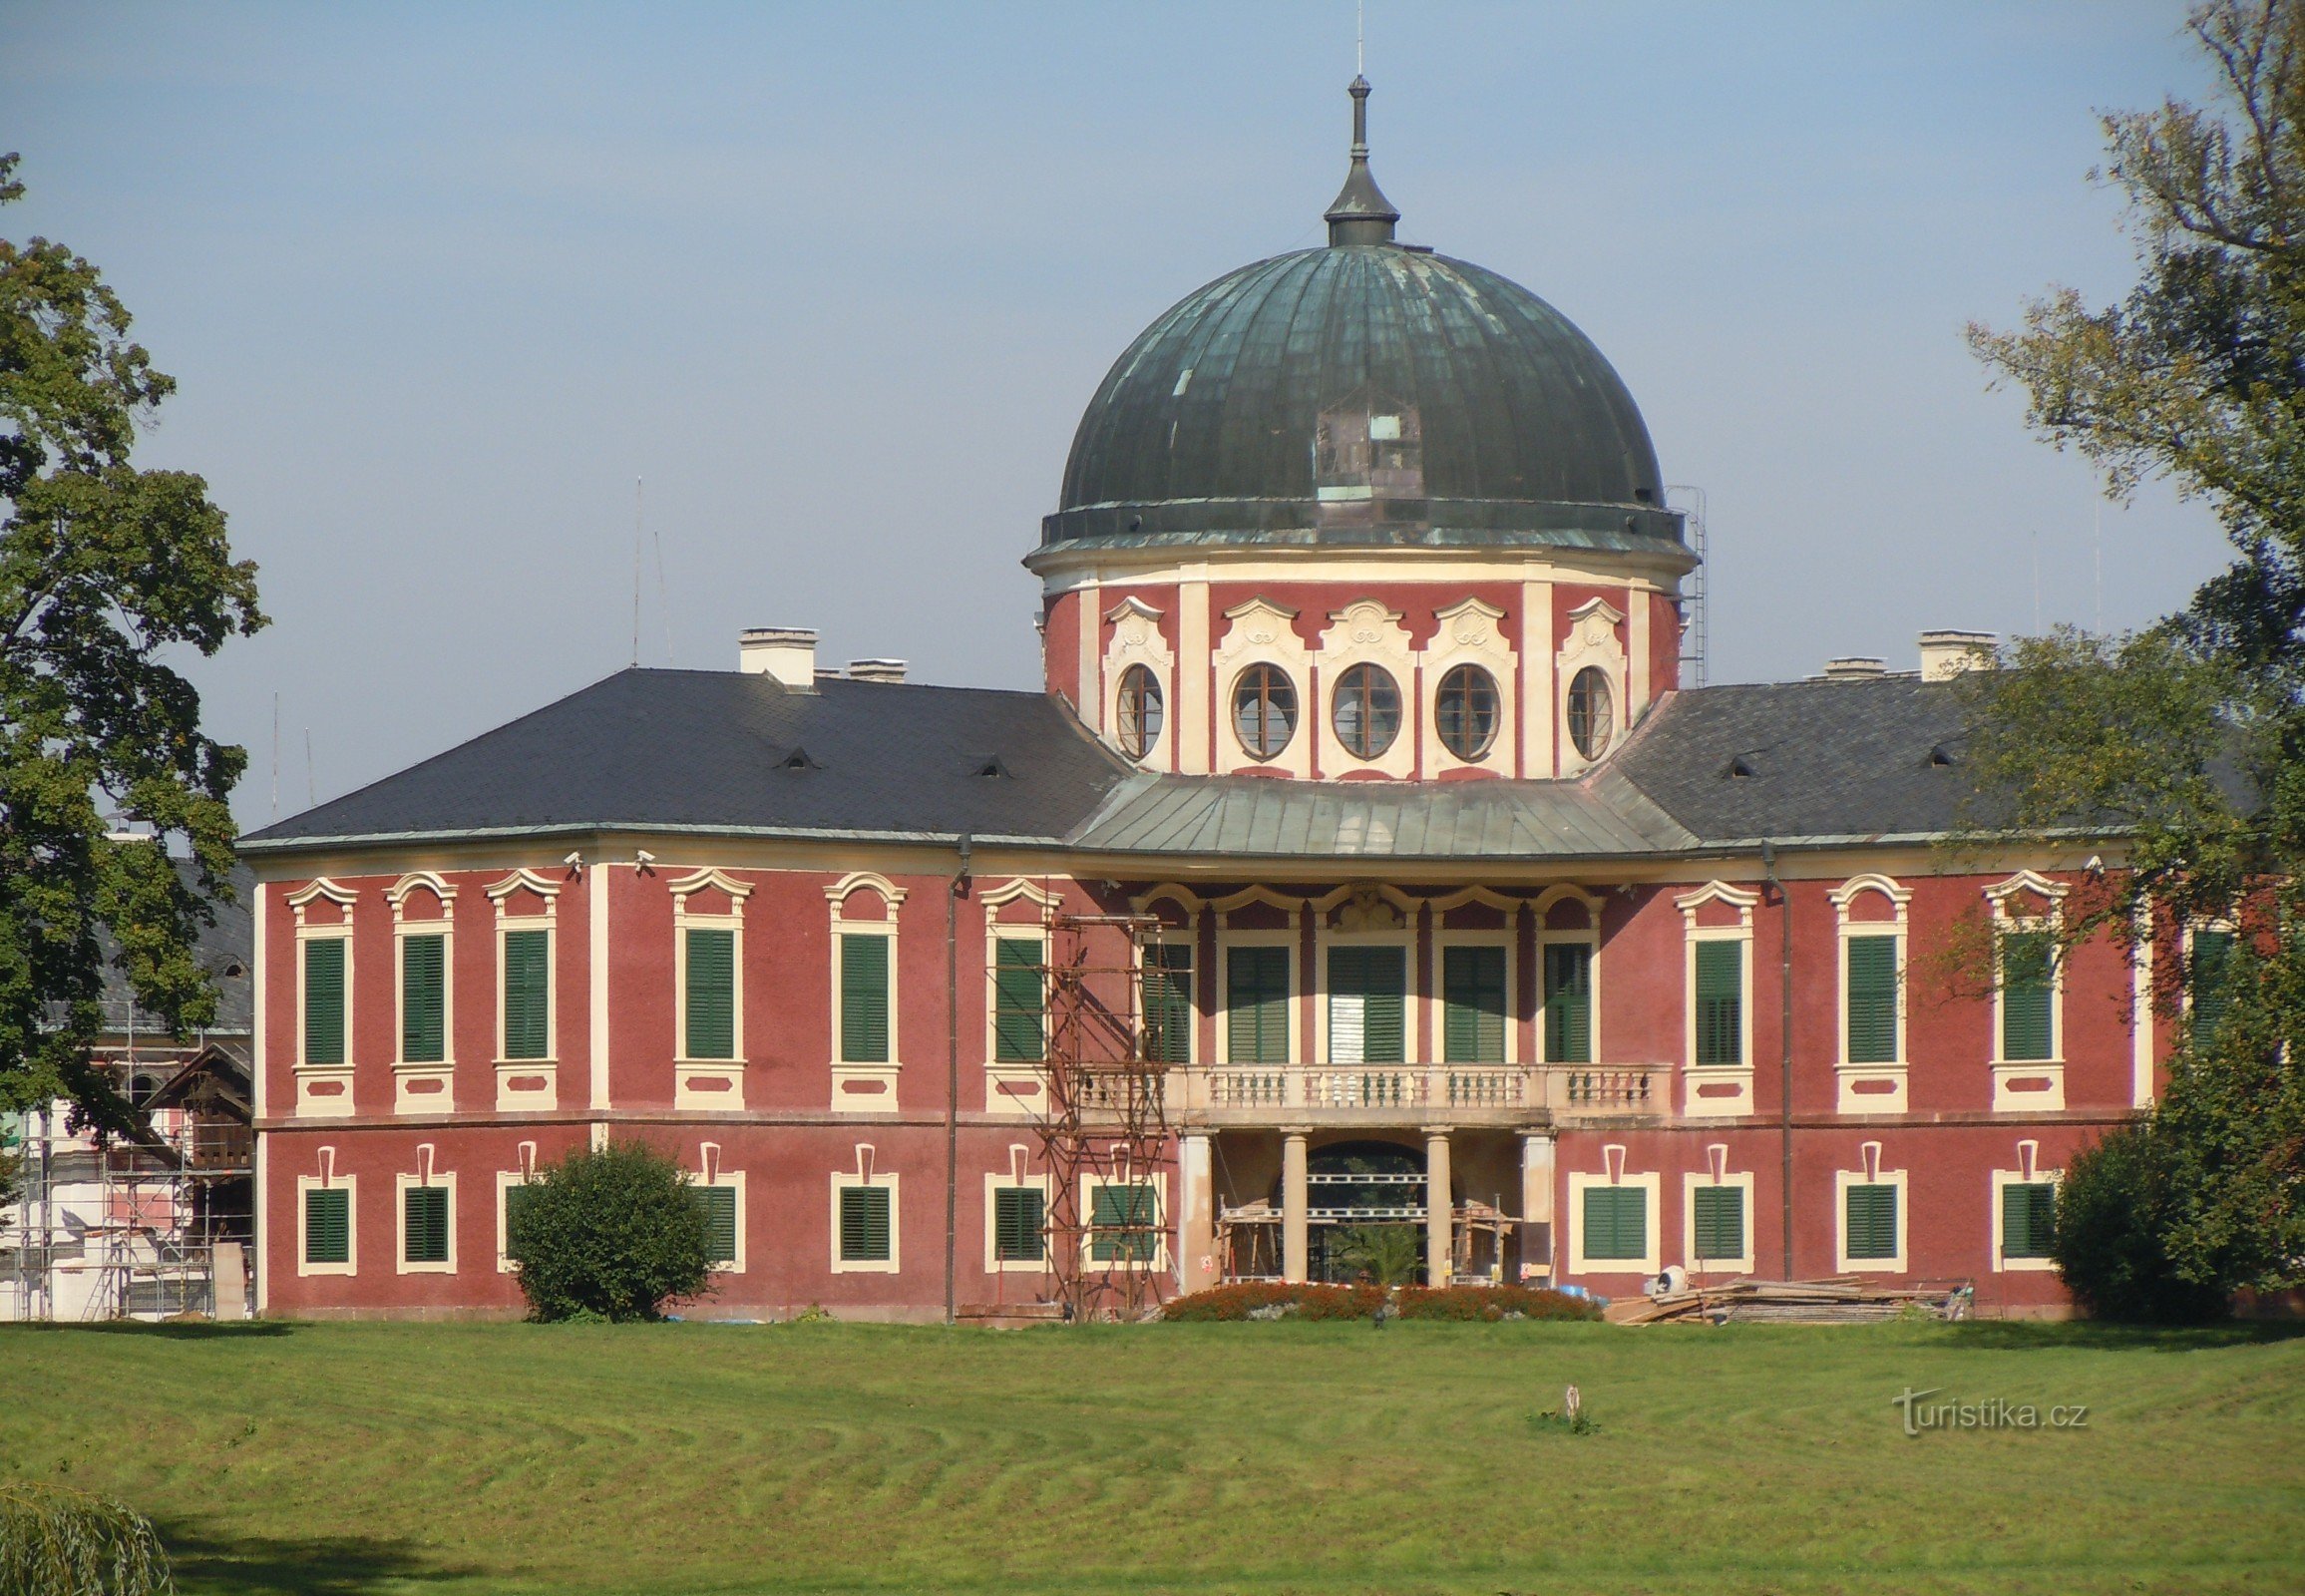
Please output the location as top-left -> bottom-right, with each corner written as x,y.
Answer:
1272,1139 -> 1431,1284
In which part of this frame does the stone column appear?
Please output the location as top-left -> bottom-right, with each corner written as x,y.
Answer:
1282,1129 -> 1311,1284
1425,1128 -> 1454,1286
1181,1133 -> 1216,1293
1520,1132 -> 1555,1282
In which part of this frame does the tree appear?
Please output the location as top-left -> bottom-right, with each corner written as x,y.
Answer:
1330,1223 -> 1422,1287
0,154 -> 262,1138
504,1141 -> 715,1322
1964,0 -> 2304,1304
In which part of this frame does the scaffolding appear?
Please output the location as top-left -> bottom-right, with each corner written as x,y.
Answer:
1025,912 -> 1178,1323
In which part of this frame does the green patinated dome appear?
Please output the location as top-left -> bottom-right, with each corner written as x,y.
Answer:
1039,82 -> 1681,559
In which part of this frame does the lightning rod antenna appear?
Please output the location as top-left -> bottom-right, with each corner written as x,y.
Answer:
631,476 -> 643,668
1356,0 -> 1364,75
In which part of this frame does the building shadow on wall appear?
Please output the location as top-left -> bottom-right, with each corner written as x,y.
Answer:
1939,1319 -> 2305,1353
160,1523 -> 476,1594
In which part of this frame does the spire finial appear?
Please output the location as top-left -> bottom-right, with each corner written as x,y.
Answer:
1325,75 -> 1399,246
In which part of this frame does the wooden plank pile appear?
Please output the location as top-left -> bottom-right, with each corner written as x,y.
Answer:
1603,1276 -> 1970,1326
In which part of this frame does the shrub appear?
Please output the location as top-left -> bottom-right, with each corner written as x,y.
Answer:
1393,1285 -> 1601,1322
506,1141 -> 714,1323
1329,1224 -> 1423,1287
1159,1282 -> 1383,1321
2054,1122 -> 2228,1323
0,1482 -> 174,1595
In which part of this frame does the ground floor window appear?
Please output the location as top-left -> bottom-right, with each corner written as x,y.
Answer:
1842,1182 -> 1900,1264
1085,1177 -> 1162,1267
303,1184 -> 352,1270
1692,1184 -> 1743,1263
693,1184 -> 740,1269
834,1176 -> 898,1271
990,1183 -> 1046,1266
2001,1180 -> 2057,1262
1582,1187 -> 1646,1262
402,1183 -> 452,1268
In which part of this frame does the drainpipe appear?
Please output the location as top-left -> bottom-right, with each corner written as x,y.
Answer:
945,834 -> 971,1327
1761,840 -> 1793,1279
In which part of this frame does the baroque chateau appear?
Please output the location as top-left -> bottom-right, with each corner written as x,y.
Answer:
242,83 -> 2145,1319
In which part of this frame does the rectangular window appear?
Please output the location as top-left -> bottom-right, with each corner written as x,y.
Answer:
403,1186 -> 450,1265
1089,1181 -> 1159,1264
1692,1184 -> 1745,1263
1581,1186 -> 1647,1262
1542,943 -> 1592,1064
1442,945 -> 1507,1063
992,1186 -> 1046,1263
1695,940 -> 1742,1066
503,1181 -> 538,1261
502,929 -> 551,1059
304,1187 -> 351,1265
684,927 -> 736,1059
839,933 -> 891,1063
693,1185 -> 738,1266
838,1184 -> 892,1263
1844,935 -> 1897,1063
304,938 -> 346,1065
401,934 -> 446,1063
1327,946 -> 1405,1064
2190,929 -> 2234,1046
993,937 -> 1045,1063
1844,1182 -> 1899,1261
2000,932 -> 2053,1060
2002,1181 -> 2056,1260
1226,946 -> 1291,1064
1145,944 -> 1193,1064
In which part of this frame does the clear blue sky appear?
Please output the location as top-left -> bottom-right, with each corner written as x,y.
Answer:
3,2 -> 2231,824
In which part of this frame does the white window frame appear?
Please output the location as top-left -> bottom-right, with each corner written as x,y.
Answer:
826,872 -> 907,1071
1834,1147 -> 1908,1274
982,1171 -> 1053,1275
395,1168 -> 458,1276
1080,1172 -> 1169,1273
495,1167 -> 529,1274
385,873 -> 458,1068
1215,929 -> 1299,1065
1431,931 -> 1518,1065
830,1167 -> 901,1274
295,1171 -> 357,1278
671,869 -> 751,1065
1986,870 -> 2068,1067
1830,873 -> 1910,1114
1681,1169 -> 1756,1276
1315,924 -> 1416,1066
288,878 -> 358,1071
1566,1166 -> 1661,1276
693,1168 -> 748,1275
488,869 -> 562,1066
1534,885 -> 1606,1066
1989,1144 -> 2061,1275
1135,912 -> 1201,1068
981,878 -> 1059,1066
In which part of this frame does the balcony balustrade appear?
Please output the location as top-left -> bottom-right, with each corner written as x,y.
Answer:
1174,1062 -> 1672,1127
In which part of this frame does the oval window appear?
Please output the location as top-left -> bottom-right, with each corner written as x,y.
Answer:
1116,664 -> 1164,760
1567,666 -> 1614,760
1331,662 -> 1401,760
1232,663 -> 1298,760
1434,664 -> 1500,762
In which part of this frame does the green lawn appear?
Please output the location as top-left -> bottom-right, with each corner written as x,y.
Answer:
2,1319 -> 2301,1596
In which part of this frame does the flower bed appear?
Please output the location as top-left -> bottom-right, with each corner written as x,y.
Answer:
1159,1282 -> 1597,1322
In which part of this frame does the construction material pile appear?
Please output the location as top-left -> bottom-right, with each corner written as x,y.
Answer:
1604,1276 -> 1971,1326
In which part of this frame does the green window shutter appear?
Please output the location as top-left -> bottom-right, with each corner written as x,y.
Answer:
1845,935 -> 1898,1063
684,928 -> 736,1059
840,934 -> 891,1062
403,1186 -> 450,1265
993,1186 -> 1045,1262
2003,1181 -> 2056,1260
2190,930 -> 2234,1046
1327,946 -> 1405,1063
1146,945 -> 1193,1064
303,938 -> 346,1065
1845,1183 -> 1899,1261
1542,943 -> 1593,1064
691,1185 -> 738,1265
1581,1186 -> 1647,1262
993,938 -> 1045,1063
1695,941 -> 1743,1066
503,1182 -> 538,1261
304,1187 -> 350,1265
400,935 -> 446,1063
1227,946 -> 1291,1063
839,1185 -> 892,1262
2000,932 -> 2053,1060
1090,1182 -> 1157,1264
502,930 -> 551,1059
1693,1185 -> 1745,1262
1443,945 -> 1508,1063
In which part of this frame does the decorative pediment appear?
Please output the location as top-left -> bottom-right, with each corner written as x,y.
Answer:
1433,597 -> 1507,651
825,870 -> 908,914
1217,598 -> 1302,652
1676,880 -> 1761,928
287,878 -> 356,927
485,868 -> 562,903
669,867 -> 754,903
1984,869 -> 2069,917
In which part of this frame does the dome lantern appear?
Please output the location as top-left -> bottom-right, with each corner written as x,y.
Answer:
1325,76 -> 1399,246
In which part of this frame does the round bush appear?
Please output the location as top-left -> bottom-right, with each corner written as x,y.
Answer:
2054,1122 -> 2227,1323
506,1141 -> 714,1323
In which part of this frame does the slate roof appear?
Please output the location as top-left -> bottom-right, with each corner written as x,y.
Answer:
238,670 -> 1131,849
1612,675 -> 1976,844
90,861 -> 254,1038
239,667 -> 1999,862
